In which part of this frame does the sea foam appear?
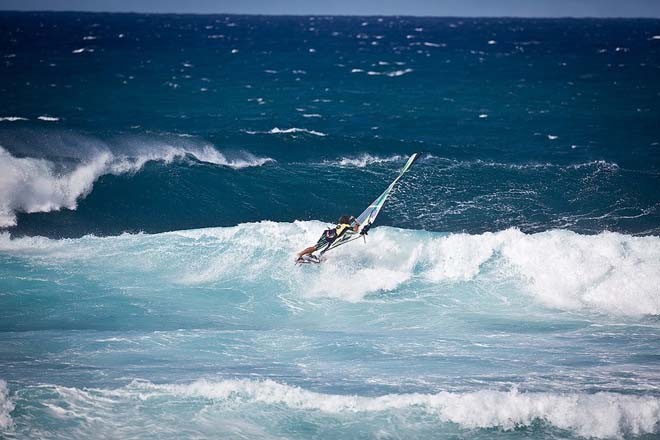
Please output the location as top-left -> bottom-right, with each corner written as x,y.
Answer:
171,225 -> 660,315
366,68 -> 414,77
50,379 -> 658,439
0,380 -> 13,430
244,127 -> 327,136
327,154 -> 402,167
268,127 -> 327,136
1,223 -> 657,317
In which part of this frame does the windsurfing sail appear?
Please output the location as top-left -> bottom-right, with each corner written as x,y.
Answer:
321,152 -> 420,254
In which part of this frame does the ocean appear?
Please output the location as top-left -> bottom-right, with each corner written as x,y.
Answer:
1,11 -> 659,439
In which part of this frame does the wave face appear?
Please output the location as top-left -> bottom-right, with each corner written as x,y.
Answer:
0,135 -> 273,228
1,224 -> 660,438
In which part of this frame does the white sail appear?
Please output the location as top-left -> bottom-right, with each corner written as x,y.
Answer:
323,152 -> 420,254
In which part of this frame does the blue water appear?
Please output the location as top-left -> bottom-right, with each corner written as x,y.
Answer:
1,12 -> 660,439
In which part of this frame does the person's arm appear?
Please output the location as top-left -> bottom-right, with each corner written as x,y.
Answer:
350,216 -> 360,232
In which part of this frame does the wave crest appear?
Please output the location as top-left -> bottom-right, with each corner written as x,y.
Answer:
0,142 -> 273,228
168,225 -> 660,316
3,223 -> 657,317
46,379 -> 658,439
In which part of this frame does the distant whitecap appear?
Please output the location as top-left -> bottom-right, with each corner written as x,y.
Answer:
268,127 -> 326,136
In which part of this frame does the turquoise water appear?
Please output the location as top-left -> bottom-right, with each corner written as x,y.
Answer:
1,12 -> 660,439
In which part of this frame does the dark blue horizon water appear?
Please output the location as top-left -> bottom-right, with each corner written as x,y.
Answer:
1,12 -> 659,237
1,12 -> 660,440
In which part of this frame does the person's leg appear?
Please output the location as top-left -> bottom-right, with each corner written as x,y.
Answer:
297,245 -> 317,258
297,234 -> 328,259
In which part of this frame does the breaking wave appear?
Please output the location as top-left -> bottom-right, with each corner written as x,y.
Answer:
0,142 -> 273,227
1,223 -> 658,317
23,379 -> 660,439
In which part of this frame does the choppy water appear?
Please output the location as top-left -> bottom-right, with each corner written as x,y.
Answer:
1,12 -> 659,439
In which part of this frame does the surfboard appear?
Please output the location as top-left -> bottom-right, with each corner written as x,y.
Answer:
295,254 -> 322,265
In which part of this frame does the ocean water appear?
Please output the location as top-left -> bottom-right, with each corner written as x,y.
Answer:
1,12 -> 660,439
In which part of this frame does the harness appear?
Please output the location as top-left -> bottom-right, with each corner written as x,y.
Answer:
323,223 -> 352,242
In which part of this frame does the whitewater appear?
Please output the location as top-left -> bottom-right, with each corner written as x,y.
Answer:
1,224 -> 659,438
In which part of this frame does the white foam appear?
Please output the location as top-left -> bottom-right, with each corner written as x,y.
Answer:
328,154 -> 402,168
0,380 -> 13,430
299,227 -> 660,315
443,158 -> 619,172
1,223 -> 658,317
37,116 -> 59,121
127,379 -> 660,439
302,114 -> 321,118
267,127 -> 326,137
365,69 -> 413,77
0,116 -> 28,122
0,143 -> 273,227
385,68 -> 413,77
566,160 -> 619,171
424,229 -> 660,316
